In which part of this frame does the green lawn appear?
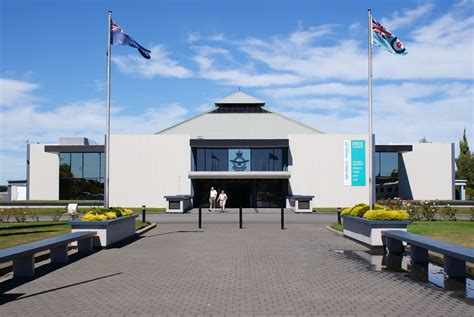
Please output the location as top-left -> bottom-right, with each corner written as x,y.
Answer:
135,220 -> 151,230
0,207 -> 166,217
0,221 -> 71,249
0,220 -> 152,249
129,207 -> 166,213
330,223 -> 343,231
313,208 -> 343,213
407,221 -> 474,248
331,220 -> 474,248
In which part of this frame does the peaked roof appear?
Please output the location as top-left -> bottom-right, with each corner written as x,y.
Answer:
215,92 -> 265,105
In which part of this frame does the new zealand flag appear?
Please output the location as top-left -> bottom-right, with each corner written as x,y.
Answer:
372,18 -> 407,56
111,20 -> 151,59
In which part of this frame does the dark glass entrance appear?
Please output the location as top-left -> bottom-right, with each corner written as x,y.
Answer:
192,179 -> 287,208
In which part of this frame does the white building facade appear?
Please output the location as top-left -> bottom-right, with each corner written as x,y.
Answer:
27,92 -> 455,208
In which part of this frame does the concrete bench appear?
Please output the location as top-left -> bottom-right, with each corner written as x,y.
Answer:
0,231 -> 96,278
382,230 -> 474,278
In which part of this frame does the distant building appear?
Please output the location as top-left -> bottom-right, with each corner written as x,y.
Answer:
26,92 -> 455,207
7,180 -> 27,201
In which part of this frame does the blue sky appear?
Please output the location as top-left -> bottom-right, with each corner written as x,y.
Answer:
0,0 -> 473,184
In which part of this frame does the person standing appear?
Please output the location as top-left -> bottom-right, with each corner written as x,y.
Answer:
217,190 -> 228,212
209,187 -> 217,211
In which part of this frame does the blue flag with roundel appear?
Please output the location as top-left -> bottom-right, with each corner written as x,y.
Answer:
111,20 -> 151,59
372,18 -> 407,55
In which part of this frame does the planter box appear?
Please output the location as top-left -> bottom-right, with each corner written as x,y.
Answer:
164,195 -> 193,213
342,216 -> 411,247
286,195 -> 315,213
70,215 -> 137,248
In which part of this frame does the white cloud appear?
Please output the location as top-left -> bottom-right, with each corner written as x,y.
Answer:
193,53 -> 302,87
0,78 -> 39,107
0,153 -> 26,183
187,32 -> 201,43
0,78 -> 191,183
380,2 -> 434,30
261,83 -> 366,99
112,45 -> 192,79
264,81 -> 473,146
373,12 -> 474,80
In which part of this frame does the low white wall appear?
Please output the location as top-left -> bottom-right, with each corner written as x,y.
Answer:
27,144 -> 59,200
288,134 -> 371,208
109,135 -> 191,207
399,143 -> 455,200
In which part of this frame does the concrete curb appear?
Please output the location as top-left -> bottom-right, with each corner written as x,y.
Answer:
136,223 -> 156,235
326,225 -> 343,237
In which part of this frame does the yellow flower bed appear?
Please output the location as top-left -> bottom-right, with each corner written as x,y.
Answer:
363,209 -> 409,221
81,207 -> 134,221
341,203 -> 409,221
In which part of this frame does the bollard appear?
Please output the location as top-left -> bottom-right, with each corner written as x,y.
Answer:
199,207 -> 202,229
337,207 -> 341,225
239,207 -> 243,229
281,207 -> 285,230
142,205 -> 146,223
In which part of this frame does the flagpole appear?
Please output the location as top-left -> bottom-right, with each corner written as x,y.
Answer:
368,9 -> 374,210
105,11 -> 112,208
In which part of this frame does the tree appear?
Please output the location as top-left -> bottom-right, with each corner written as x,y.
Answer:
455,128 -> 474,199
459,128 -> 470,155
419,136 -> 431,143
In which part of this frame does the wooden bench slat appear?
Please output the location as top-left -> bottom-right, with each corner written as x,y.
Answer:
382,230 -> 474,262
0,231 -> 96,262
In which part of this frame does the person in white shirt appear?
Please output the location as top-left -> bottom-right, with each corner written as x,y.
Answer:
209,187 -> 218,211
217,190 -> 228,212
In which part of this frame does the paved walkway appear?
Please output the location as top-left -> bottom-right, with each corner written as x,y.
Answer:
1,213 -> 473,316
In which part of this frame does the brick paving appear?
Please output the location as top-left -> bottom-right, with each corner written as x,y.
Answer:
1,212 -> 473,316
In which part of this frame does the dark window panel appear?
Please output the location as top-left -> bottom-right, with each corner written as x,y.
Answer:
59,153 -> 72,178
205,149 -> 227,171
83,153 -> 101,179
71,153 -> 83,178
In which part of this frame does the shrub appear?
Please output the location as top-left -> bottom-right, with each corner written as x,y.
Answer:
27,209 -> 40,222
340,207 -> 353,216
341,203 -> 365,216
363,209 -> 409,221
0,208 -> 12,222
13,208 -> 27,222
51,208 -> 65,222
438,205 -> 457,221
342,203 -> 398,220
350,205 -> 369,217
81,206 -> 133,221
418,200 -> 437,221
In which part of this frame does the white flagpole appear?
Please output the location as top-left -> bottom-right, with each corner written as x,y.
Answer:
368,9 -> 374,210
105,11 -> 112,208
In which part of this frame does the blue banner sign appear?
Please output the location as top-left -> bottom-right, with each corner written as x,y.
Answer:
343,140 -> 366,186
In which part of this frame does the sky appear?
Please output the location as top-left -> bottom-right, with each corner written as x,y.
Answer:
0,0 -> 473,184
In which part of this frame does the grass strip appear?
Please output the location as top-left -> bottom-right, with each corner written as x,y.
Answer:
0,221 -> 71,249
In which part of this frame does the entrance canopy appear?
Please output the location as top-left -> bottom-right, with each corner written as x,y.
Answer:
188,171 -> 291,179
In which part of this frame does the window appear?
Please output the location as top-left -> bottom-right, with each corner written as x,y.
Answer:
193,148 -> 228,171
193,147 -> 287,171
59,152 -> 104,200
83,153 -> 102,179
375,152 -> 399,200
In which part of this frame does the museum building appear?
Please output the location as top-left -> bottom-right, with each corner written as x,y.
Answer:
26,92 -> 455,208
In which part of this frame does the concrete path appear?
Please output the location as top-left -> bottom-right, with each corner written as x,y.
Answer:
1,213 -> 473,316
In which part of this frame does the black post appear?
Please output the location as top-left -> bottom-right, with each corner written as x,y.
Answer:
239,206 -> 243,229
199,207 -> 202,229
337,207 -> 341,225
142,205 -> 146,223
281,207 -> 284,230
